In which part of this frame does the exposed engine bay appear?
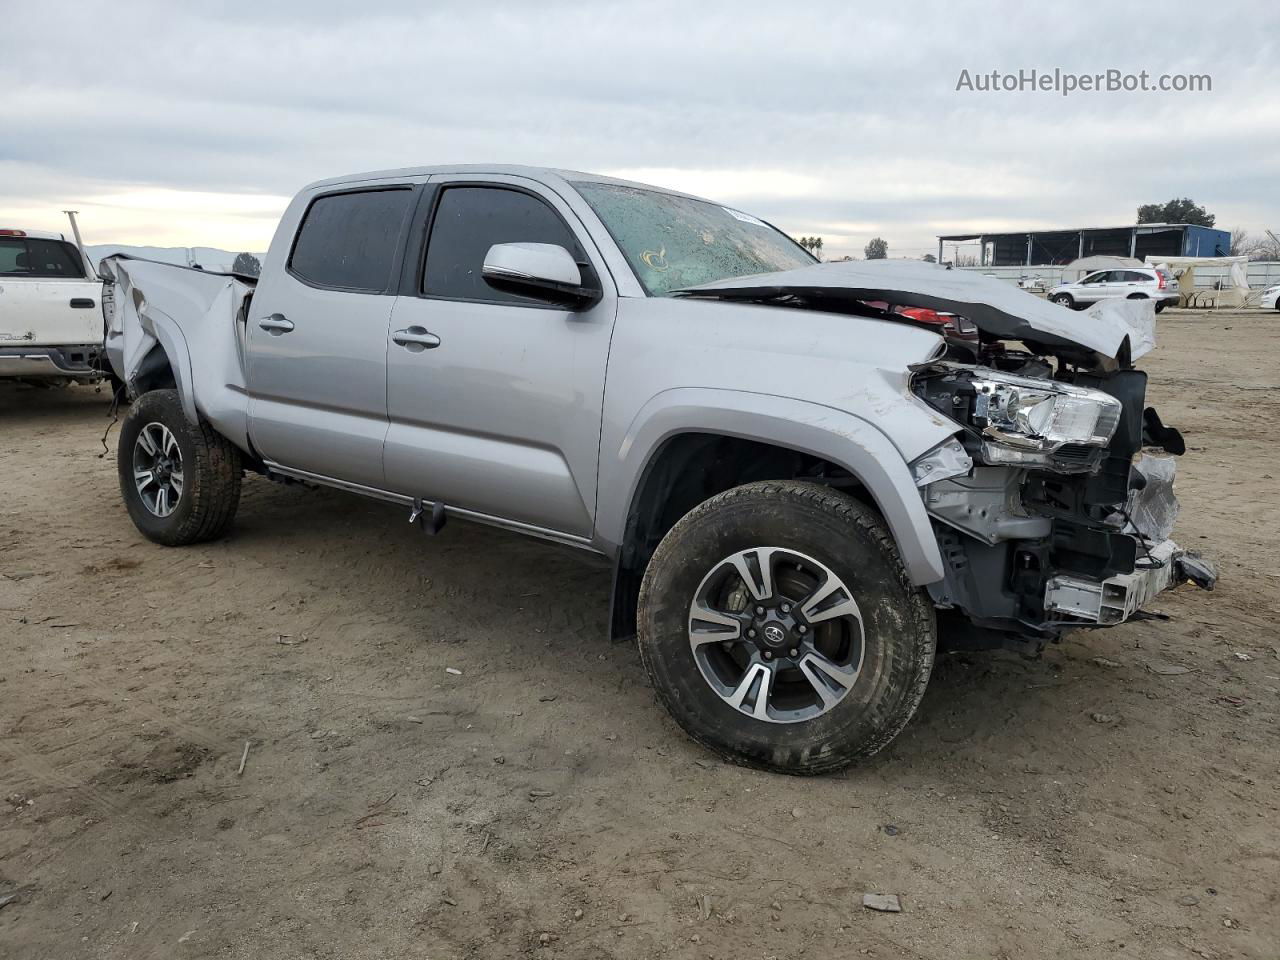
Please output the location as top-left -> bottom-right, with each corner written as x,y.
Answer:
910,342 -> 1214,642
678,259 -> 1217,645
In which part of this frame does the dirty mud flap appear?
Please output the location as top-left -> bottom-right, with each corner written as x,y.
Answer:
1043,540 -> 1217,626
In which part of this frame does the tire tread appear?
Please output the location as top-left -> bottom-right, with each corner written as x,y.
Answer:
119,390 -> 241,546
637,480 -> 935,775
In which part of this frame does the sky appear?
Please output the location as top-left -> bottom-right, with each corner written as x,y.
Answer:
2,0 -> 1277,261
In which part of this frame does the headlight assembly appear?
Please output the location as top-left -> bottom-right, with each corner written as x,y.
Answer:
972,372 -> 1122,452
913,364 -> 1123,471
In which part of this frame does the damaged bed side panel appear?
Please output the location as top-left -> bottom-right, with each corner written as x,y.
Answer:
103,257 -> 254,450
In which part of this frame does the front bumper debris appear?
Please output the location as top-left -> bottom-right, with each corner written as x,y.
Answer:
1043,540 -> 1216,625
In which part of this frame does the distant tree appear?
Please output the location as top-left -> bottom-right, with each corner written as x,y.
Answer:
795,236 -> 825,259
1137,198 -> 1215,227
921,253 -> 937,263
864,237 -> 888,260
1251,229 -> 1280,261
233,252 -> 262,277
1228,228 -> 1252,257
955,253 -> 978,267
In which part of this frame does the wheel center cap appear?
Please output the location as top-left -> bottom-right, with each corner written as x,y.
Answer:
761,622 -> 788,647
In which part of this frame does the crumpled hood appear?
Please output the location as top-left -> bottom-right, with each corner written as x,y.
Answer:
676,259 -> 1154,364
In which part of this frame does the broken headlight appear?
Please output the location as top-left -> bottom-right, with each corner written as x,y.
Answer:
972,371 -> 1121,465
914,364 -> 1123,471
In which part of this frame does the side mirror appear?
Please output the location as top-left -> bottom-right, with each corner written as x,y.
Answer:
482,243 -> 600,308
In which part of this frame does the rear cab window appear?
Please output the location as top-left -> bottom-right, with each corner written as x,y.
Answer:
288,188 -> 415,293
0,237 -> 86,278
421,185 -> 585,305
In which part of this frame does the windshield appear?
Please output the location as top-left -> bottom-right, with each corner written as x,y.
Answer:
572,181 -> 815,296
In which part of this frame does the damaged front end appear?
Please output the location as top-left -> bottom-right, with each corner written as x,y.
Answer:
910,342 -> 1215,643
677,259 -> 1216,645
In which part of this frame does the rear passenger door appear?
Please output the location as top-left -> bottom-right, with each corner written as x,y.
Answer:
382,176 -> 617,540
1121,270 -> 1155,293
246,184 -> 416,489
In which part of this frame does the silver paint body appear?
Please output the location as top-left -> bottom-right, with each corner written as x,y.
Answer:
103,165 -> 1145,587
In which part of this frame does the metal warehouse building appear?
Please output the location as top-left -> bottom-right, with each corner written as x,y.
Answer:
937,223 -> 1231,267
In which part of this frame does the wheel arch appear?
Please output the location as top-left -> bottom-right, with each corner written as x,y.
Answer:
600,391 -> 947,642
131,317 -> 198,425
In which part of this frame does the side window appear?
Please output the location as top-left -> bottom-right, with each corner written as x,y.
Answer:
26,239 -> 86,278
423,186 -> 582,304
0,239 -> 85,278
0,238 -> 25,275
289,188 -> 413,293
1125,270 -> 1153,282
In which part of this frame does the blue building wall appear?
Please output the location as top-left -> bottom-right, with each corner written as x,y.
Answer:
1182,225 -> 1232,257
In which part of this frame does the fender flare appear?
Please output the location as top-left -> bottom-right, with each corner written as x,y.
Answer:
143,316 -> 199,425
598,388 -> 946,585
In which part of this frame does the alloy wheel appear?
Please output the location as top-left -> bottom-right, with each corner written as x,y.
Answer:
132,422 -> 184,518
687,546 -> 865,723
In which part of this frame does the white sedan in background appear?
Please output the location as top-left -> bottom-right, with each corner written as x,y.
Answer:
1262,284 -> 1280,310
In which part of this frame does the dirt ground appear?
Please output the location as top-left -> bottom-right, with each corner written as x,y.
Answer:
1,308 -> 1277,960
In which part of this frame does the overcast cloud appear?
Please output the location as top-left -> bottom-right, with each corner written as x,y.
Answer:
2,0 -> 1277,259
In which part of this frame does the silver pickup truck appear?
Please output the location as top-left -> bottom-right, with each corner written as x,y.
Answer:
103,165 -> 1214,774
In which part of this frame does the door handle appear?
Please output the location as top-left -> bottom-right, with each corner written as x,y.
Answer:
70,298 -> 96,309
258,314 -> 295,334
392,326 -> 441,350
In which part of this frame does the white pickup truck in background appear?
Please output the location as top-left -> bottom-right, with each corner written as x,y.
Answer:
0,227 -> 109,384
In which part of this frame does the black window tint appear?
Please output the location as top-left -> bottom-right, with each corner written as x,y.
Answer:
0,238 -> 85,278
289,188 -> 412,292
1126,270 -> 1153,282
27,239 -> 85,277
0,239 -> 24,275
423,186 -> 581,304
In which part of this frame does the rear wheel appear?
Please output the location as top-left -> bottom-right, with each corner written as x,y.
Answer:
117,389 -> 242,545
636,481 -> 936,775
1051,293 -> 1075,309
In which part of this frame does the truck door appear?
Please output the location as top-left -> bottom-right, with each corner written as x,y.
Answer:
382,177 -> 617,540
0,236 -> 102,347
245,185 -> 416,490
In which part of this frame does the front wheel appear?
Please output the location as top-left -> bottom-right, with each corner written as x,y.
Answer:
1051,293 -> 1075,309
117,389 -> 242,545
636,481 -> 936,775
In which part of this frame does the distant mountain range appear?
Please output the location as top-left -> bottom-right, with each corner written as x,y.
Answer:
86,245 -> 265,274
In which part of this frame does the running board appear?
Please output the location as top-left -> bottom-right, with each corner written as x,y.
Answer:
261,461 -> 598,553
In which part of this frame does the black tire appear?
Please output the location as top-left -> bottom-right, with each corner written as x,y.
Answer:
1155,301 -> 1168,313
1051,293 -> 1075,309
636,480 -> 936,775
1126,293 -> 1147,300
117,389 -> 242,546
